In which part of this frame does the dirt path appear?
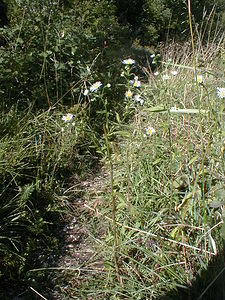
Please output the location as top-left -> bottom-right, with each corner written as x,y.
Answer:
52,168 -> 108,299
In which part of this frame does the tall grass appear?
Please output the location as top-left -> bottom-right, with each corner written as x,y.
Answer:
0,104 -> 85,285
63,29 -> 225,299
0,2 -> 224,299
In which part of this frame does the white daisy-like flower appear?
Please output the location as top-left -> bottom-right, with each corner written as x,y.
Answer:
162,74 -> 170,81
90,81 -> 102,92
145,126 -> 156,136
84,89 -> 89,96
134,94 -> 144,105
217,87 -> 225,99
122,58 -> 135,65
62,113 -> 74,123
171,70 -> 178,76
195,75 -> 203,84
125,90 -> 133,98
133,80 -> 141,87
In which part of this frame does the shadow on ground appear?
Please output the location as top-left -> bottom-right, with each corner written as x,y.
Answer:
159,246 -> 225,300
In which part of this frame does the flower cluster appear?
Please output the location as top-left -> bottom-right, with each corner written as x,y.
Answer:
125,88 -> 144,105
83,81 -> 111,97
122,59 -> 143,105
61,113 -> 75,132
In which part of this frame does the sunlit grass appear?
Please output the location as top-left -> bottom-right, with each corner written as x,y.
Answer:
65,39 -> 225,299
1,17 -> 225,300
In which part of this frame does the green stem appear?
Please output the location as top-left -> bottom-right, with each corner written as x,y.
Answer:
188,0 -> 206,227
103,125 -> 121,285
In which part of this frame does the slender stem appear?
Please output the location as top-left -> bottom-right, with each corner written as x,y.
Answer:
40,10 -> 52,107
103,125 -> 121,285
168,124 -> 174,215
30,287 -> 48,300
188,0 -> 206,229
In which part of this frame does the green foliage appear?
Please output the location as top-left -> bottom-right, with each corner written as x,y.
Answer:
0,0 -> 122,110
0,0 -> 225,298
114,0 -> 225,45
59,39 -> 225,299
0,106 -> 82,283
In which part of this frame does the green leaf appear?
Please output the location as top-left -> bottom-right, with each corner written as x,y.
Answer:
214,184 -> 225,199
115,112 -> 121,124
209,200 -> 225,208
220,223 -> 225,240
188,155 -> 199,166
169,108 -> 208,114
145,106 -> 166,112
152,158 -> 161,165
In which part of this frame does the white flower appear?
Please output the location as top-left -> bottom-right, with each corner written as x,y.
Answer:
134,94 -> 141,101
90,81 -> 102,92
154,71 -> 159,76
72,122 -> 76,127
162,74 -> 170,81
129,79 -> 134,86
106,83 -> 111,88
129,77 -> 141,87
171,70 -> 178,76
62,113 -> 74,123
125,90 -> 133,98
195,75 -> 203,84
145,126 -> 156,136
217,87 -> 225,99
134,94 -> 144,105
84,89 -> 89,96
133,80 -> 141,88
122,58 -> 135,65
150,54 -> 155,58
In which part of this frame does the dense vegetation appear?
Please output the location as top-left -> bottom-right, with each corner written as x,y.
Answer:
0,0 -> 224,299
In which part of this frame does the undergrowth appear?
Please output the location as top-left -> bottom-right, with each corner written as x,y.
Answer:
0,2 -> 225,299
58,37 -> 225,299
